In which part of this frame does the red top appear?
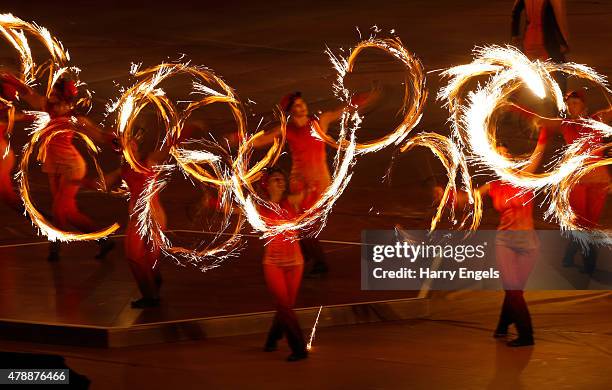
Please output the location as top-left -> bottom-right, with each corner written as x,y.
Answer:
561,117 -> 603,154
489,180 -> 535,230
286,118 -> 328,176
489,180 -> 538,249
260,199 -> 304,267
561,117 -> 610,184
40,118 -> 82,173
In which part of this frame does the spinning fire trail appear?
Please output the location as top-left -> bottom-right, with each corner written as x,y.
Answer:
2,12 -> 610,262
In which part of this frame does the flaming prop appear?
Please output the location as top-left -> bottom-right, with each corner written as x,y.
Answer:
232,37 -> 430,239
0,13 -> 90,105
2,14 -> 100,241
314,37 -> 427,154
110,63 -> 269,269
440,45 -> 612,242
18,115 -> 120,241
398,132 -> 482,231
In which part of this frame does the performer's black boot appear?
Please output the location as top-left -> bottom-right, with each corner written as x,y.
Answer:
95,238 -> 115,260
47,241 -> 61,262
128,261 -> 160,308
131,297 -> 160,309
278,308 -> 308,361
562,240 -> 580,267
264,313 -> 283,352
581,244 -> 597,275
494,293 -> 513,338
506,291 -> 534,347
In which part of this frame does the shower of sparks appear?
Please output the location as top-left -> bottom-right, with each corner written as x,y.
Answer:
8,14 -> 609,261
0,14 -> 58,163
306,305 -> 323,351
0,15 -> 101,240
0,13 -> 91,105
399,132 -> 482,231
233,36 -> 429,240
109,63 -> 256,269
439,45 -> 612,243
19,115 -> 120,241
315,37 -> 427,154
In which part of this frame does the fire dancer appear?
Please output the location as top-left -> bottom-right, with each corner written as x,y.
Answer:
252,89 -> 379,276
20,78 -> 116,261
106,130 -> 166,308
260,167 -> 316,361
510,90 -> 612,273
434,128 -> 550,346
0,73 -> 35,213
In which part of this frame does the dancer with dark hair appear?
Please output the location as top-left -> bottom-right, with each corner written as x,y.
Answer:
19,78 -> 116,261
252,90 -> 378,276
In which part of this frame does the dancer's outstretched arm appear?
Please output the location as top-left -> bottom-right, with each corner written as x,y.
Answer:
318,84 -> 382,133
507,103 -> 562,132
250,126 -> 281,148
74,116 -> 115,145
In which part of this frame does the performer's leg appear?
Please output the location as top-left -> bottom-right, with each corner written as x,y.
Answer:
263,264 -> 291,352
496,245 -> 523,290
47,174 -> 63,262
126,226 -> 160,308
263,312 -> 283,352
494,292 -> 513,337
127,260 -> 159,303
563,240 -> 580,267
563,185 -> 588,266
55,175 -> 115,259
54,176 -> 95,233
264,264 -> 307,360
283,265 -> 307,360
506,290 -> 534,347
507,249 -> 537,347
584,183 -> 607,228
580,184 -> 608,274
263,264 -> 304,351
495,245 -> 521,336
517,248 -> 537,289
286,264 -> 303,307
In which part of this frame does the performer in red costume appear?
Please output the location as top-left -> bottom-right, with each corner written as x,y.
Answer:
435,129 -> 549,347
511,0 -> 570,90
253,90 -> 379,276
19,78 -> 116,261
510,90 -> 612,273
106,132 -> 166,308
0,73 -> 35,213
260,167 -> 316,361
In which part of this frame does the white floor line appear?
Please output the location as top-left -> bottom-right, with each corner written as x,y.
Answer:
0,229 -> 366,249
